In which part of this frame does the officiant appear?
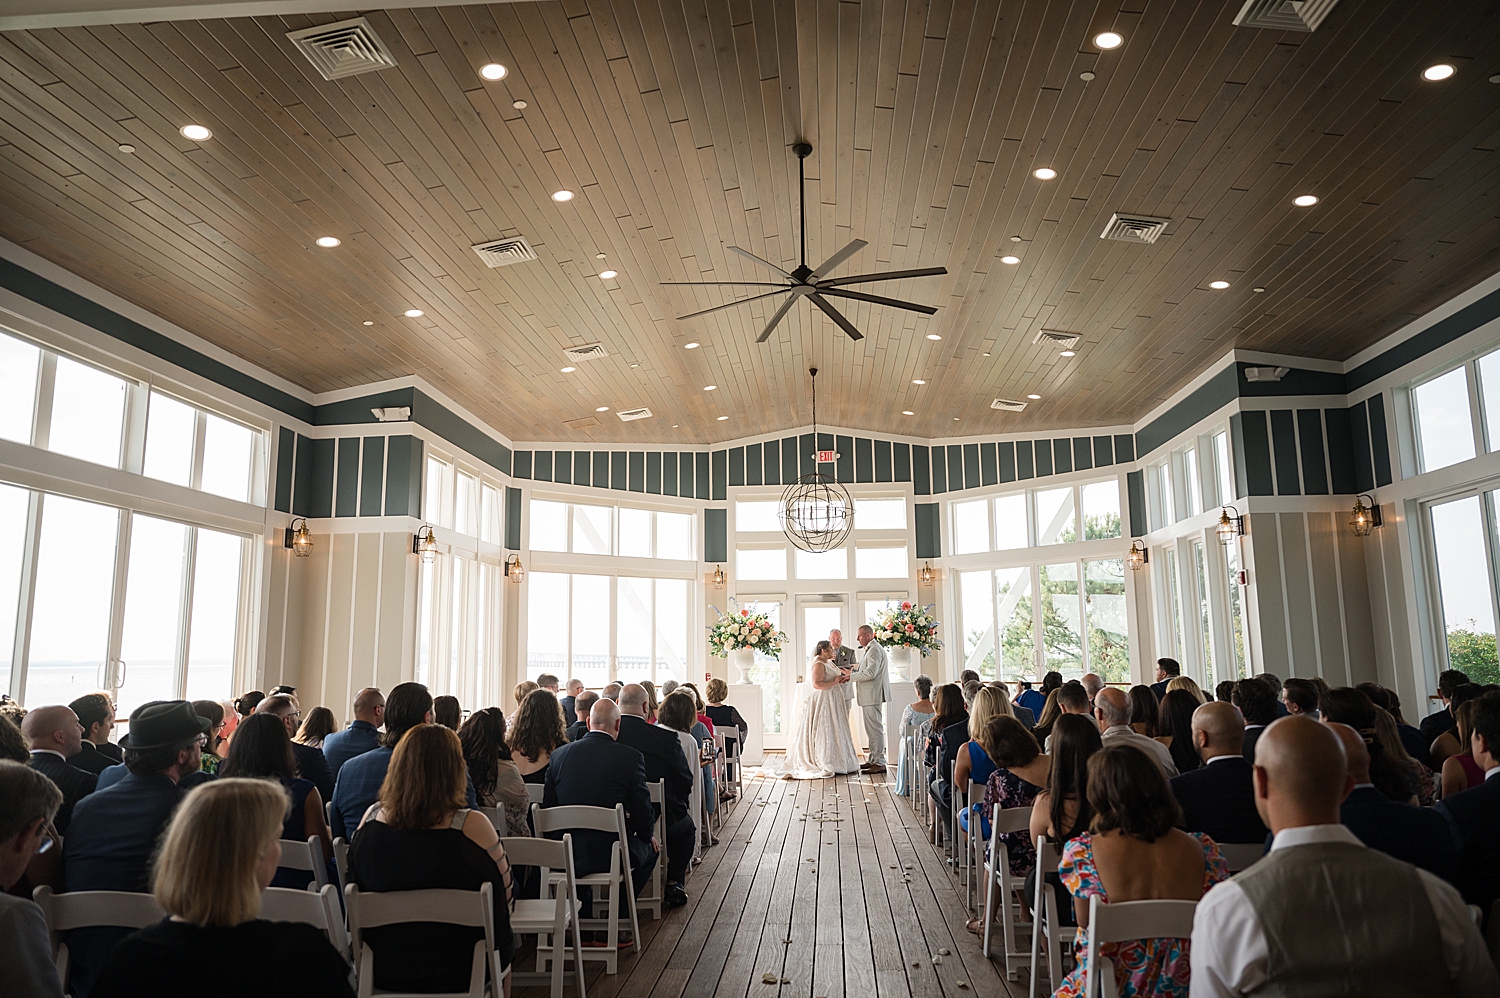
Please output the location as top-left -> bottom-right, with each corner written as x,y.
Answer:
829,629 -> 856,674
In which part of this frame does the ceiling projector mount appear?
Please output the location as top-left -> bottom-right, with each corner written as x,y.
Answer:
662,141 -> 947,342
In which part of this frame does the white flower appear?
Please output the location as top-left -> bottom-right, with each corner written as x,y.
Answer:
725,638 -> 737,649
749,634 -> 759,644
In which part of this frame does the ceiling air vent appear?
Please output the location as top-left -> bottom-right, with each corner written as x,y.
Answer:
1034,330 -> 1081,349
1232,0 -> 1339,31
991,398 -> 1028,412
617,407 -> 653,422
471,236 -> 538,268
563,416 -> 599,430
286,18 -> 397,81
1100,213 -> 1172,244
564,343 -> 609,362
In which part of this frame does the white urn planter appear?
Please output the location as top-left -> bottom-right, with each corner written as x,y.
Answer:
888,645 -> 918,681
729,647 -> 756,684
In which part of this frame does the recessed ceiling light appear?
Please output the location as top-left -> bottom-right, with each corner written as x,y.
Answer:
599,270 -> 618,279
1011,236 -> 1022,242
1253,287 -> 1266,293
912,379 -> 926,385
704,385 -> 717,391
118,143 -> 135,154
1093,31 -> 1123,49
596,406 -> 610,412
1422,63 -> 1456,81
513,99 -> 528,109
717,415 -> 729,421
953,417 -> 961,421
671,424 -> 679,428
362,320 -> 374,326
1293,195 -> 1319,207
403,309 -> 424,317
180,124 -> 211,141
561,366 -> 576,373
982,352 -> 991,357
1491,74 -> 1500,84
1033,167 -> 1057,180
902,410 -> 914,416
926,333 -> 942,340
1001,255 -> 1020,265
684,341 -> 700,349
1079,72 -> 1096,81
315,236 -> 341,248
1060,350 -> 1076,357
551,189 -> 575,202
630,363 -> 639,368
1027,394 -> 1041,400
479,63 -> 508,81
1209,280 -> 1230,290
596,253 -> 607,259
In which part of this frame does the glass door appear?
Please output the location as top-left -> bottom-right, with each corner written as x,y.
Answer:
783,597 -> 847,751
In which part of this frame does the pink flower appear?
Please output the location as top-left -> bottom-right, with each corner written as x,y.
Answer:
901,601 -> 912,610
742,609 -> 750,616
905,623 -> 916,633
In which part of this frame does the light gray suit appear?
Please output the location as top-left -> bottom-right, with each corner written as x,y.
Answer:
851,640 -> 891,767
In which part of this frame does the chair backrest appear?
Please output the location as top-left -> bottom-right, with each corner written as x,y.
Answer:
723,733 -> 740,758
1086,896 -> 1198,945
647,781 -> 664,807
532,802 -> 627,837
260,884 -> 346,956
477,805 -> 505,832
277,835 -> 328,889
332,837 -> 349,890
1217,842 -> 1265,874
344,883 -> 496,998
526,783 -> 546,805
33,886 -> 165,932
499,833 -> 572,872
992,804 -> 1033,834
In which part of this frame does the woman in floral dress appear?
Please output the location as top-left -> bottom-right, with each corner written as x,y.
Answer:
1052,744 -> 1229,998
966,715 -> 1050,935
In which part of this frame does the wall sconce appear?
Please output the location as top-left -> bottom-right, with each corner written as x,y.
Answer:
505,554 -> 525,584
918,563 -> 936,586
283,518 -> 313,558
1127,540 -> 1149,571
1350,494 -> 1383,536
413,524 -> 438,563
711,565 -> 726,589
1216,505 -> 1244,545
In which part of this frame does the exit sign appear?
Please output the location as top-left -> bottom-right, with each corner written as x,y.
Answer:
816,449 -> 837,463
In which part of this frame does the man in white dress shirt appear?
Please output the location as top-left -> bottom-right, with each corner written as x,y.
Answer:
850,625 -> 891,774
1190,715 -> 1495,997
1094,687 -> 1178,777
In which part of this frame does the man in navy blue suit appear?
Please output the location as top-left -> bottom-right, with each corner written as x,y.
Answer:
1437,691 -> 1500,915
1420,669 -> 1469,747
1149,657 -> 1181,700
321,687 -> 384,777
615,684 -> 693,908
1170,701 -> 1268,843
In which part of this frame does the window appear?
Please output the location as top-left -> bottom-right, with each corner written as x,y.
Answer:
959,570 -> 996,678
855,498 -> 906,529
454,472 -> 479,536
1479,350 -> 1500,451
1413,367 -> 1475,473
529,499 -> 694,559
1183,448 -> 1202,518
116,516 -> 189,714
795,548 -> 847,580
656,511 -> 694,560
953,499 -> 989,554
616,577 -> 688,685
200,414 -> 255,502
1154,462 -> 1174,529
527,571 -> 691,684
1225,540 -> 1249,679
49,356 -> 126,469
1039,563 -> 1082,674
24,495 -> 120,706
0,484 -> 28,692
995,494 -> 1027,549
855,546 -> 907,578
0,333 -> 39,444
143,392 -> 196,486
1193,540 -> 1215,688
530,500 -> 568,551
1431,495 -> 1496,679
481,485 -> 502,544
572,504 -> 612,555
143,392 -> 259,502
619,507 -> 651,558
735,500 -> 782,532
1213,432 -> 1233,506
1035,488 -> 1076,545
1085,559 -> 1128,683
185,528 -> 243,703
1080,481 -> 1121,540
1159,546 -> 1183,661
425,456 -> 453,528
737,548 -> 787,580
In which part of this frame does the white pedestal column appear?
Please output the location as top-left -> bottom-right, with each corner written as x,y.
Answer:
885,680 -> 916,769
725,683 -> 764,765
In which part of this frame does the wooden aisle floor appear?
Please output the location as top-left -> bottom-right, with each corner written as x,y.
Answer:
514,761 -> 1020,998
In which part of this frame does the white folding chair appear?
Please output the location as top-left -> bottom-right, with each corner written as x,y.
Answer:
32,887 -> 166,988
1084,896 -> 1198,998
961,779 -> 983,906
530,802 -> 642,973
980,804 -> 1034,980
1028,837 -> 1078,997
344,882 -> 505,998
333,837 -> 350,891
477,806 -> 506,834
722,732 -> 743,802
1216,842 -> 1265,873
278,835 -> 329,890
503,834 -> 588,998
261,884 -> 348,958
527,784 -> 547,808
635,781 -> 666,919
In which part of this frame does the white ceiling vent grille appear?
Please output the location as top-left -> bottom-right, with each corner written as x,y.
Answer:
1034,330 -> 1081,349
471,237 -> 538,268
616,407 -> 653,421
1232,0 -> 1339,31
563,416 -> 599,430
286,18 -> 397,81
564,342 -> 609,362
991,398 -> 1028,412
1100,213 -> 1172,244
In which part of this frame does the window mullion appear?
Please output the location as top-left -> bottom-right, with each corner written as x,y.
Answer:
120,383 -> 149,475
176,526 -> 198,700
31,353 -> 56,450
9,491 -> 44,701
189,410 -> 208,491
104,509 -> 132,693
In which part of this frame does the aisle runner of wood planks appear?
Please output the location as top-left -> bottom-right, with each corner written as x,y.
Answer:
515,766 -> 1016,998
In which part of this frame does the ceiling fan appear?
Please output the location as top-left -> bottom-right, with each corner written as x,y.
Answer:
661,141 -> 946,342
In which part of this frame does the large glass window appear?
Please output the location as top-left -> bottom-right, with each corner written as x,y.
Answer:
0,484 -> 28,692
49,356 -> 126,468
529,499 -> 694,560
1193,540 -> 1215,688
1183,448 -> 1202,518
1431,495 -> 1497,680
1081,481 -> 1121,540
996,568 -> 1034,680
1035,489 -> 1076,546
200,413 -> 255,502
737,548 -> 787,581
143,392 -> 196,487
1085,559 -> 1128,683
1040,563 -> 1082,674
1225,541 -> 1249,679
1213,432 -> 1233,506
572,505 -> 612,555
855,546 -> 907,579
995,494 -> 1027,549
953,499 -> 989,555
959,570 -> 995,678
854,498 -> 906,529
526,571 -> 691,685
116,516 -> 188,714
0,334 -> 39,444
735,500 -> 782,532
795,548 -> 847,580
24,495 -> 119,706
1413,367 -> 1475,473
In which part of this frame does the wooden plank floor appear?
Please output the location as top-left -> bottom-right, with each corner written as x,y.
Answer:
515,761 -> 1020,998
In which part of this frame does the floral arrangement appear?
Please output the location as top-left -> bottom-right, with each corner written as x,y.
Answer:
872,601 -> 943,654
709,602 -> 786,658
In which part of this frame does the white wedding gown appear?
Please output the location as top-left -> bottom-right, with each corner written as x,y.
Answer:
782,657 -> 860,779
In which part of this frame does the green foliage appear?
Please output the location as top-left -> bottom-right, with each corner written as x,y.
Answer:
1447,626 -> 1500,685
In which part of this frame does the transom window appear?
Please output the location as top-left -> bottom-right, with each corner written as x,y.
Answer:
529,498 -> 694,560
951,478 -> 1121,555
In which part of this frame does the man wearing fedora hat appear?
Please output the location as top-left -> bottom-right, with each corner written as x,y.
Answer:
62,700 -> 210,998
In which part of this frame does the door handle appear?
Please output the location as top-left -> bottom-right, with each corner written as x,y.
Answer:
97,661 -> 106,688
116,659 -> 127,686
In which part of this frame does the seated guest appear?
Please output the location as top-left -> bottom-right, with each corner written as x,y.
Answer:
1233,678 -> 1278,763
1154,689 -> 1202,775
1041,682 -> 1093,751
929,689 -> 974,831
895,675 -> 935,797
1366,684 -> 1433,769
1054,745 -> 1229,997
1430,683 -> 1483,770
63,700 -> 209,998
432,695 -> 461,730
1030,690 -> 1062,748
93,779 -> 355,998
536,673 -> 561,696
1259,671 -> 1289,717
1165,676 -> 1207,705
294,706 -> 339,748
0,712 -> 27,762
617,684 -> 694,908
955,688 -> 1009,841
601,682 -> 623,702
1440,701 -> 1486,799
321,687 -> 384,776
332,683 -> 475,839
959,669 -> 981,686
566,691 -> 598,742
1169,702 -> 1269,843
254,695 -> 333,801
0,760 -> 65,998
1128,685 -> 1159,736
1015,672 -> 1055,718
65,693 -> 121,776
923,684 -> 968,838
513,680 -> 539,714
560,678 -> 584,727
219,713 -> 333,889
1437,691 -> 1500,915
1094,687 -> 1178,776
1280,678 -> 1319,719
657,692 -> 706,860
1326,722 -> 1457,884
511,687 -> 568,783
544,698 -> 658,928
991,681 -> 1033,728
458,708 -> 530,837
191,700 -> 226,776
1320,687 -> 1416,803
1026,714 -> 1103,926
1193,716 -> 1495,996
1214,680 -> 1236,704
704,678 -> 749,743
23,704 -> 97,833
349,726 -> 513,996
1150,657 -> 1181,699
1419,668 -> 1469,747
678,685 -> 718,820
966,716 -> 1049,935
1081,673 -> 1104,707
1369,704 -> 1436,807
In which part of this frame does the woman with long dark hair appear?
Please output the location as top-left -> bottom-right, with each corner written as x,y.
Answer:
1154,689 -> 1202,775
219,713 -> 333,888
509,688 -> 568,784
294,706 -> 338,748
1024,713 -> 1102,926
1128,685 -> 1159,737
1320,687 -> 1415,803
458,707 -> 529,836
191,699 -> 226,775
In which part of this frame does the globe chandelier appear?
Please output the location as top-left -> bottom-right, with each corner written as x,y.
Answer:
780,367 -> 854,553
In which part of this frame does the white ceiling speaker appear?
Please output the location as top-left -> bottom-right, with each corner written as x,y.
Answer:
371,406 -> 411,422
616,407 -> 653,421
1034,330 -> 1081,349
1232,0 -> 1340,31
1100,212 -> 1172,244
563,342 -> 610,362
286,18 -> 397,81
471,236 -> 539,268
1243,366 -> 1290,383
991,398 -> 1029,412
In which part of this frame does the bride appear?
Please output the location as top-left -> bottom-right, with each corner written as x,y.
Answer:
782,639 -> 860,779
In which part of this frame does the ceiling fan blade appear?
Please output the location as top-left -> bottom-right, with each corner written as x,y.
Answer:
756,293 -> 800,342
660,281 -> 792,287
818,287 -> 939,315
808,293 -> 864,341
677,288 -> 793,321
727,246 -> 795,280
817,266 -> 948,288
810,239 -> 868,279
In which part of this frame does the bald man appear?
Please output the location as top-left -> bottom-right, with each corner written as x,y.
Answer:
23,704 -> 96,833
1094,686 -> 1177,776
322,687 -> 385,776
615,684 -> 693,907
1191,717 -> 1495,997
1327,722 -> 1457,884
1168,701 -> 1267,843
1080,673 -> 1104,704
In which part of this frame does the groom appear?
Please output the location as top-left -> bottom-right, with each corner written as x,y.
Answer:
850,625 -> 891,773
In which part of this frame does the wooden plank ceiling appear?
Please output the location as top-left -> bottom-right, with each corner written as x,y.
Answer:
0,1 -> 1498,445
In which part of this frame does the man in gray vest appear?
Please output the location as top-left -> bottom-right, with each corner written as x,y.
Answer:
850,625 -> 891,773
1190,716 -> 1494,997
